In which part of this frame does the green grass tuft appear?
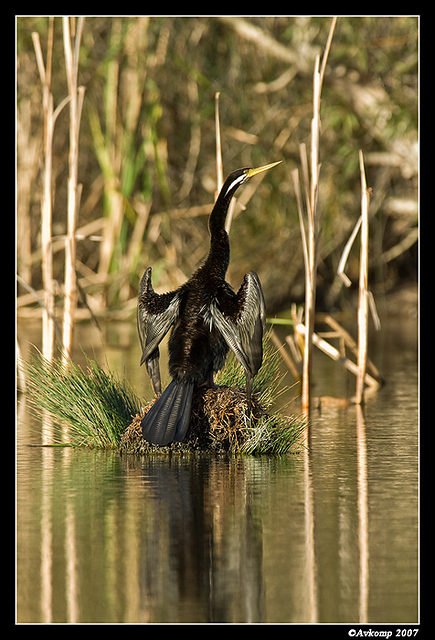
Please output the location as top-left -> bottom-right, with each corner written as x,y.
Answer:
21,353 -> 142,448
21,336 -> 306,455
239,415 -> 306,456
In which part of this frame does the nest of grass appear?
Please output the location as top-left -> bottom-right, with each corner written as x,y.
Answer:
120,384 -> 305,456
21,337 -> 306,456
120,385 -> 261,454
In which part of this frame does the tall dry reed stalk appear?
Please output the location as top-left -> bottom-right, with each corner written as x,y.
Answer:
87,18 -> 164,307
33,19 -> 71,362
215,92 -> 223,195
61,17 -> 85,367
292,17 -> 337,413
215,91 -> 238,234
31,17 -> 85,367
214,91 -> 256,235
32,18 -> 72,441
32,20 -> 56,362
356,151 -> 370,404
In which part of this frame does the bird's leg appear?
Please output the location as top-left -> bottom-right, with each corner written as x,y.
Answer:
197,371 -> 217,389
245,376 -> 253,415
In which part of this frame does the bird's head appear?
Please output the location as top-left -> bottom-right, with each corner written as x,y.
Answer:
222,161 -> 282,199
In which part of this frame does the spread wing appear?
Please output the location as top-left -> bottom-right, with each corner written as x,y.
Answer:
137,267 -> 181,395
206,271 -> 266,404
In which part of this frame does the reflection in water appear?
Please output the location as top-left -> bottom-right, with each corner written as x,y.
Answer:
17,447 -> 316,623
356,405 -> 369,624
303,427 -> 318,623
130,456 -> 264,622
17,316 -> 418,623
17,408 -> 418,624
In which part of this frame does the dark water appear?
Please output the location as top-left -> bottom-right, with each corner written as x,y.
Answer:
16,315 -> 418,623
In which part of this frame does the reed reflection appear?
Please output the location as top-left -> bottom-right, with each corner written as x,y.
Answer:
356,404 -> 369,623
17,384 -> 417,624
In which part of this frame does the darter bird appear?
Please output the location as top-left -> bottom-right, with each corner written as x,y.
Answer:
137,161 -> 281,445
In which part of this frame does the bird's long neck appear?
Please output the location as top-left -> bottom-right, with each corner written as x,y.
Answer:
204,188 -> 233,279
200,170 -> 247,281
208,185 -> 234,238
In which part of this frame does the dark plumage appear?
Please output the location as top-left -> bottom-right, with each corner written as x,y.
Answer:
137,162 -> 280,445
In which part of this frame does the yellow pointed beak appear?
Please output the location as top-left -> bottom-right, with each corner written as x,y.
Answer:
246,160 -> 282,178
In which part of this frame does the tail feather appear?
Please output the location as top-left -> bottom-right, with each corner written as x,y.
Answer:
141,380 -> 194,445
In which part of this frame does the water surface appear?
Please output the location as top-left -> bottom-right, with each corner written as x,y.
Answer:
16,315 -> 418,623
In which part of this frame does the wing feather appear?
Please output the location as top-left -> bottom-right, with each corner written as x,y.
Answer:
204,271 -> 266,404
137,267 -> 181,394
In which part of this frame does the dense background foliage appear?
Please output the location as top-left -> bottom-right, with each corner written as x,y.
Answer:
17,16 -> 418,317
